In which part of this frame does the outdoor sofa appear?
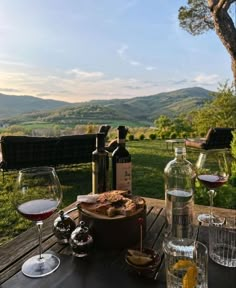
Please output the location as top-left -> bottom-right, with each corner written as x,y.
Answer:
0,125 -> 111,172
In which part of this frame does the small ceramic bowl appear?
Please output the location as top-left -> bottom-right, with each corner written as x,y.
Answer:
125,248 -> 161,275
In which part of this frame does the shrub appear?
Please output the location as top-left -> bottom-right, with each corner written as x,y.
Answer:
170,132 -> 177,139
149,133 -> 156,140
139,134 -> 145,140
128,134 -> 134,141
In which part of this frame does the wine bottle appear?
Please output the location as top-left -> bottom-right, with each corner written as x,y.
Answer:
112,126 -> 132,192
164,147 -> 195,238
92,133 -> 109,194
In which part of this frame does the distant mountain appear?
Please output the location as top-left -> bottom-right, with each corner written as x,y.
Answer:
0,87 -> 213,126
0,93 -> 72,119
88,87 -> 212,122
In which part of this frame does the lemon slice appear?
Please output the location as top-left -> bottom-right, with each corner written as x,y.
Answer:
172,259 -> 195,270
127,249 -> 150,257
127,255 -> 153,266
171,259 -> 198,288
182,265 -> 198,288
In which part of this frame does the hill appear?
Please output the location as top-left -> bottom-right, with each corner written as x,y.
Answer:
0,93 -> 72,119
0,87 -> 213,127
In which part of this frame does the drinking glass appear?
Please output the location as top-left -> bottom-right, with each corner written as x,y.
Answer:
13,167 -> 63,278
209,216 -> 236,267
196,150 -> 229,224
163,238 -> 208,288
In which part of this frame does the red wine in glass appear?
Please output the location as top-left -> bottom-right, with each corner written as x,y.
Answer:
17,199 -> 59,221
197,173 -> 228,223
198,174 -> 228,189
14,167 -> 62,278
196,150 -> 229,224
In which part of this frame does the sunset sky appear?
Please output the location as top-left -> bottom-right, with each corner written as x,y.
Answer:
0,0 -> 233,103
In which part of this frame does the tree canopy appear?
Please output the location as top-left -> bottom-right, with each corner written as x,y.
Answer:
178,0 -> 236,87
190,82 -> 236,133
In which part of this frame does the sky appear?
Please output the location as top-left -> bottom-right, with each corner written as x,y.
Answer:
0,0 -> 233,103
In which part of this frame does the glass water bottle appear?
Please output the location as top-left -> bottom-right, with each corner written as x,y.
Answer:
164,147 -> 195,238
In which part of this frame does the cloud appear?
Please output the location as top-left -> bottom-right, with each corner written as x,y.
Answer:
0,87 -> 22,93
172,79 -> 189,85
117,44 -> 128,59
0,59 -> 31,67
117,45 -> 158,72
192,73 -> 220,85
0,66 -> 221,103
129,60 -> 141,66
145,66 -> 156,71
66,69 -> 104,79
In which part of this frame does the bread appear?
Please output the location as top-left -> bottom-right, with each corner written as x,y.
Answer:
78,190 -> 145,218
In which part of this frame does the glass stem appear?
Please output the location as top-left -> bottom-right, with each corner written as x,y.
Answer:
209,189 -> 215,217
37,221 -> 43,259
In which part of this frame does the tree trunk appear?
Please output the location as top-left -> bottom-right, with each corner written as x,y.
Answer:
208,0 -> 236,88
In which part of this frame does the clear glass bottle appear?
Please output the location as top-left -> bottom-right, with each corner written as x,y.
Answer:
92,133 -> 109,194
112,126 -> 132,192
164,147 -> 195,238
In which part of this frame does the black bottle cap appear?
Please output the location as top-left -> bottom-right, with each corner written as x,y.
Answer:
117,126 -> 127,139
96,132 -> 105,148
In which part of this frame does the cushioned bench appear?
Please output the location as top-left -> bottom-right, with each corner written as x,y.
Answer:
0,134 -> 97,171
0,125 -> 111,172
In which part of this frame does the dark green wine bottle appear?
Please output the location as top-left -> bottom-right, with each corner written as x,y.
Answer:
112,126 -> 132,192
92,133 -> 109,194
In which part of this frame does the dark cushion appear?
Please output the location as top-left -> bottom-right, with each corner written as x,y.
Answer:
55,134 -> 96,165
0,134 -> 97,170
185,127 -> 234,150
0,136 -> 58,169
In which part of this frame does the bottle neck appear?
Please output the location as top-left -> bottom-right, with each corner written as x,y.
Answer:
117,125 -> 127,147
174,147 -> 186,161
96,133 -> 105,151
175,153 -> 186,161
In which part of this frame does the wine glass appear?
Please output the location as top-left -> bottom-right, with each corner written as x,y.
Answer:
196,149 -> 229,224
13,166 -> 63,278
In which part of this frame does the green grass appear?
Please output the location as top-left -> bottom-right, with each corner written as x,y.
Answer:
0,140 -> 235,246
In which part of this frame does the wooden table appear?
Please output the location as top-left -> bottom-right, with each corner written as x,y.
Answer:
165,139 -> 185,151
0,198 -> 235,288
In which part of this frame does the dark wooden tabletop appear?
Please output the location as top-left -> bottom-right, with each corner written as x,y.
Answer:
0,197 -> 235,288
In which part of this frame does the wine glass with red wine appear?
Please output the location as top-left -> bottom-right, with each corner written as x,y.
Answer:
196,150 -> 229,224
13,167 -> 62,278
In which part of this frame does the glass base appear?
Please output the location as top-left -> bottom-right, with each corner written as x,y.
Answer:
197,213 -> 214,224
198,213 -> 225,225
22,253 -> 60,278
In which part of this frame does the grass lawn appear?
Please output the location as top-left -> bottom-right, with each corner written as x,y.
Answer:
0,139 -> 235,245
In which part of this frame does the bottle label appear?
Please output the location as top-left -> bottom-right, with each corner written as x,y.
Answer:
116,162 -> 132,191
92,162 -> 98,194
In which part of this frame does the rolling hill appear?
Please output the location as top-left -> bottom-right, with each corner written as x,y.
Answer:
0,87 -> 213,126
0,93 -> 72,119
